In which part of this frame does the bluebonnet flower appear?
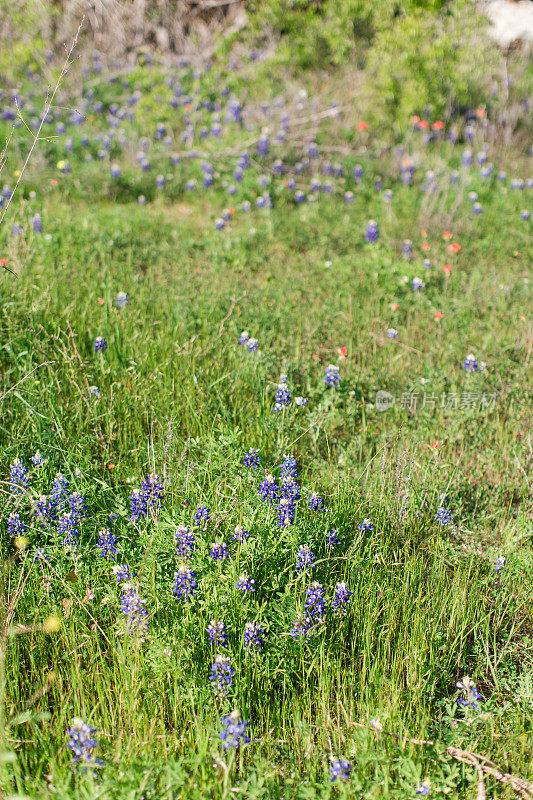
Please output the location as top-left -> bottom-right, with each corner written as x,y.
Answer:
32,214 -> 43,233
329,758 -> 352,782
236,573 -> 255,593
365,220 -> 379,243
33,547 -> 49,564
494,555 -> 506,572
232,524 -> 249,543
175,524 -> 195,558
219,710 -> 250,749
353,164 -> 363,181
295,396 -> 309,407
210,541 -> 229,561
207,620 -> 227,646
120,583 -> 148,633
209,654 -> 235,697
462,353 -> 478,372
386,328 -> 398,339
35,494 -> 55,524
461,149 -> 473,167
344,191 -> 354,203
295,544 -> 315,574
7,512 -> 27,537
173,565 -> 197,600
31,451 -> 46,467
257,134 -> 269,157
402,240 -> 413,260
129,474 -> 164,522
472,202 -> 482,214
51,473 -> 69,507
276,496 -> 296,527
238,331 -> 250,345
112,563 -> 132,583
194,504 -> 210,525
274,374 -> 292,411
468,191 -> 478,203
243,622 -> 264,650
358,518 -> 374,533
215,218 -> 225,231
258,474 -> 280,504
69,492 -> 88,520
247,337 -> 259,352
243,448 -> 260,470
110,163 -> 121,178
94,337 -> 107,352
332,581 -> 353,613
281,455 -> 298,480
324,364 -> 340,387
294,190 -> 305,204
416,781 -> 431,795
521,210 -> 530,221
327,529 -> 340,548
308,492 -> 325,511
9,458 -> 28,494
58,511 -> 82,547
291,613 -> 313,641
510,178 -> 524,190
423,259 -> 432,270
66,718 -> 103,770
116,291 -> 129,308
97,528 -> 118,558
456,676 -> 482,710
436,507 -> 453,526
305,581 -> 326,622
308,141 -> 319,158
412,277 -> 425,291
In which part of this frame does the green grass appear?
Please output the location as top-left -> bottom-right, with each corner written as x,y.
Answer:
0,31 -> 532,800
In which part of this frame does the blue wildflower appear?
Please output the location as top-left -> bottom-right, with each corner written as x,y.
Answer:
209,654 -> 235,697
332,581 -> 353,613
219,710 -> 250,749
329,758 -> 352,782
66,718 -> 103,771
365,220 -> 379,243
97,528 -> 117,559
94,337 -> 107,352
232,525 -> 249,543
436,507 -> 453,527
243,449 -> 260,470
207,620 -> 227,646
295,544 -> 315,574
175,524 -> 195,558
327,529 -> 340,548
236,573 -> 255,593
210,541 -> 229,561
324,364 -> 340,387
258,474 -> 280,504
243,622 -> 264,650
173,565 -> 197,600
456,676 -> 482,710
120,583 -> 148,633
9,458 -> 28,494
7,511 -> 27,537
308,492 -> 325,511
358,518 -> 374,533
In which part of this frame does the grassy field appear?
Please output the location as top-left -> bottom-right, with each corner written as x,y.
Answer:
0,8 -> 532,798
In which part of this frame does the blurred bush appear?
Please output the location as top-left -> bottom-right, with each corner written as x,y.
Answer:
364,2 -> 497,127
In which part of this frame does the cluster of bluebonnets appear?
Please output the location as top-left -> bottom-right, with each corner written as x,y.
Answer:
1,47 -> 531,261
5,444 -> 494,782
